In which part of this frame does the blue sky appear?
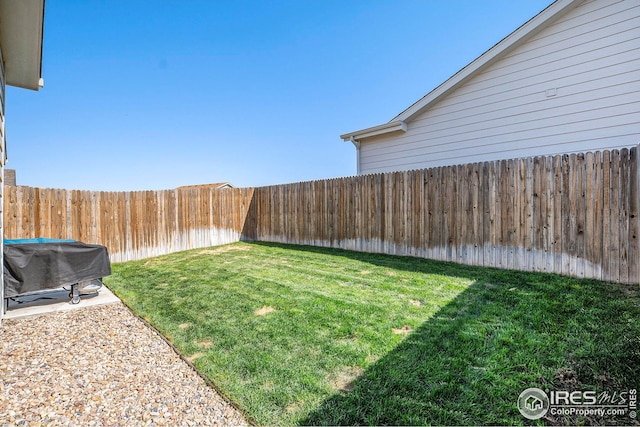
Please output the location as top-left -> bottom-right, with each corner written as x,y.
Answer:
7,0 -> 552,191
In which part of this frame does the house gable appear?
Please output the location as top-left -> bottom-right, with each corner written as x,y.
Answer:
344,0 -> 640,174
177,182 -> 235,190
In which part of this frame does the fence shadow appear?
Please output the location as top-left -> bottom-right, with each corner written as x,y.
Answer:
247,241 -> 640,425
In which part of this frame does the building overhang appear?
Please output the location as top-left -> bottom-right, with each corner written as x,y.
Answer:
340,120 -> 407,146
0,0 -> 45,91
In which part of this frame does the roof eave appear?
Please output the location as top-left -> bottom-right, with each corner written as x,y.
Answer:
341,120 -> 408,144
0,0 -> 45,91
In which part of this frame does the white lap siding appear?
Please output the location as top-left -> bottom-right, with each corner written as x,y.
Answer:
360,0 -> 640,174
0,43 -> 5,319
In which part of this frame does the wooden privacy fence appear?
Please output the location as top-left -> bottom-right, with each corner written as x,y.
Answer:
243,147 -> 639,284
3,147 -> 639,283
3,187 -> 254,262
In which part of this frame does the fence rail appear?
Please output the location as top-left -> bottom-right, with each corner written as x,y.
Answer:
4,146 -> 639,283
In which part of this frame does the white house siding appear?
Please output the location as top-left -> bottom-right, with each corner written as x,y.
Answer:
359,0 -> 640,174
0,43 -> 5,319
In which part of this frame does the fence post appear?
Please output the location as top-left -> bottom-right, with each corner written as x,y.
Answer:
629,145 -> 639,284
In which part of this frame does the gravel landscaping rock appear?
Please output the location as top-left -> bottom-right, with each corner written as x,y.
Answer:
0,303 -> 248,426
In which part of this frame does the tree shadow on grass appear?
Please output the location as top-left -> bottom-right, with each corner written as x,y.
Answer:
237,244 -> 640,426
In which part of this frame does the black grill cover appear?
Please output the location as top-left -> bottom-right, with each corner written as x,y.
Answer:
3,241 -> 111,298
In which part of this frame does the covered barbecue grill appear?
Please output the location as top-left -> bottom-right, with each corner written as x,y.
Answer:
3,238 -> 111,310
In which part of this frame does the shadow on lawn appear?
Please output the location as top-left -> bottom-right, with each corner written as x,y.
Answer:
241,244 -> 640,426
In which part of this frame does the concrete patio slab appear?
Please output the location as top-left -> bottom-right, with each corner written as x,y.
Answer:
3,285 -> 121,320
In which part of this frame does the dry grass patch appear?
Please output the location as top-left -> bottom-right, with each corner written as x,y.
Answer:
359,270 -> 371,275
555,367 -> 579,387
198,245 -> 252,255
285,401 -> 304,414
255,306 -> 276,316
409,299 -> 423,307
195,339 -> 213,349
366,354 -> 380,364
186,352 -> 205,362
392,325 -> 412,336
327,366 -> 364,392
178,322 -> 191,329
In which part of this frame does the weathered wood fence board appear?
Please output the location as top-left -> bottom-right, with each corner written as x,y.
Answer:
4,187 -> 254,262
248,147 -> 639,284
4,147 -> 639,284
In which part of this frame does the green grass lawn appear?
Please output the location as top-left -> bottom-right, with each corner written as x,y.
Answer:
105,242 -> 640,426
